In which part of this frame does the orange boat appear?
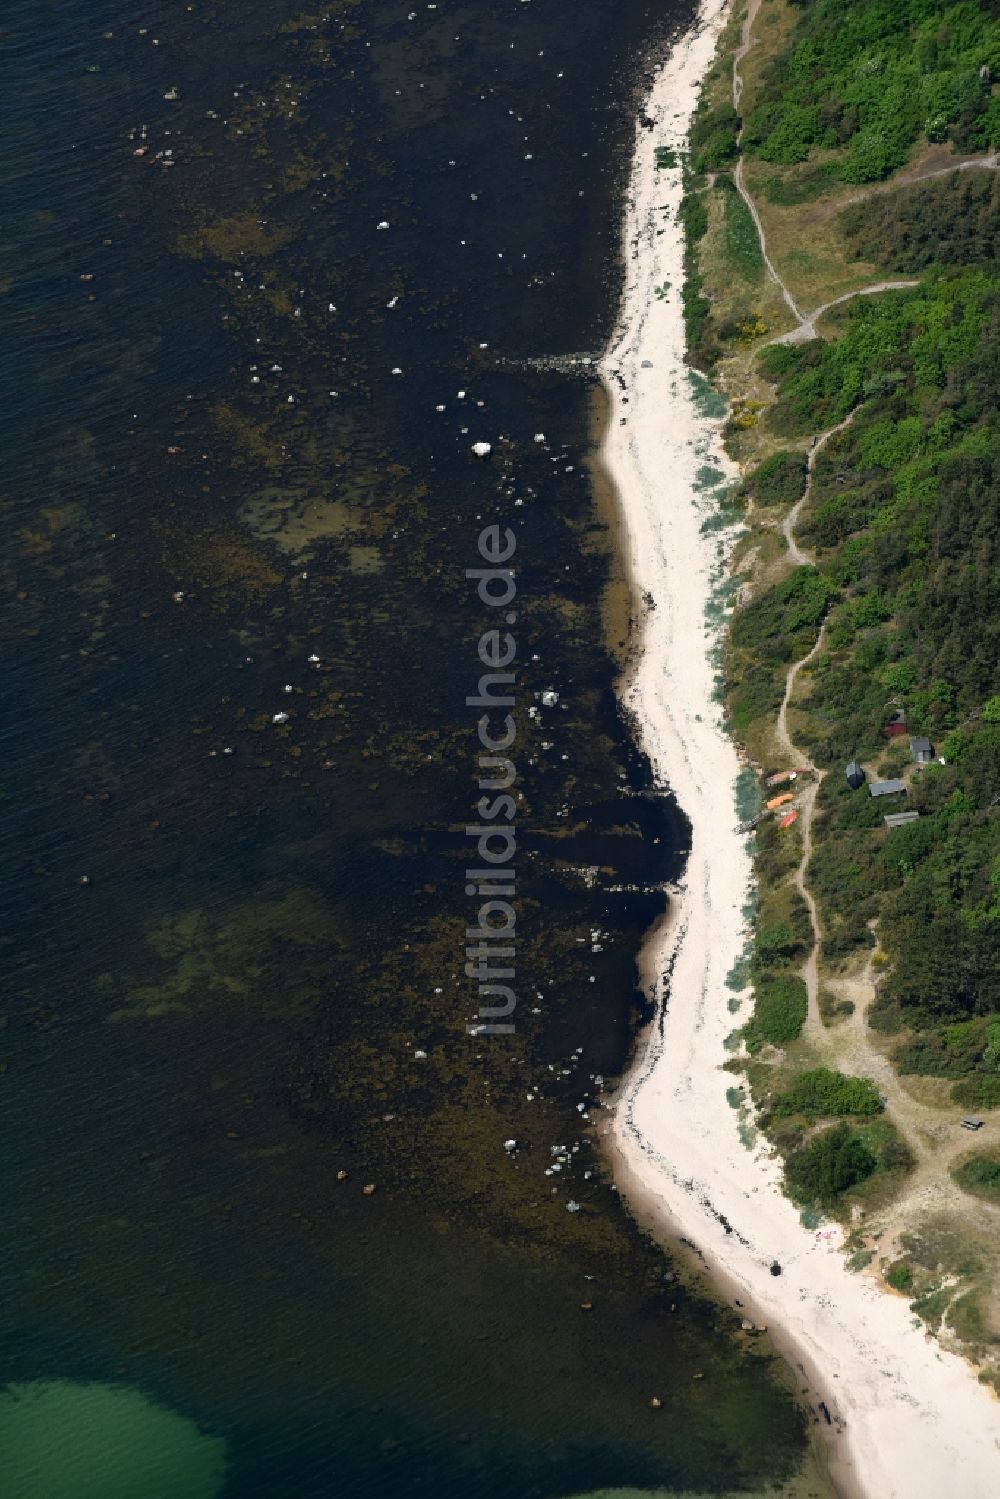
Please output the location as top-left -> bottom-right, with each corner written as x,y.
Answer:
766,792 -> 794,811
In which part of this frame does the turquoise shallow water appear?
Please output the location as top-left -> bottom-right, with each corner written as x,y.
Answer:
0,1383 -> 227,1499
0,1 -> 828,1495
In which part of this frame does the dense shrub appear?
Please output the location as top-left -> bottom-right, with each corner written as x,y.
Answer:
785,1123 -> 877,1205
895,1016 -> 997,1078
720,179 -> 765,278
758,162 -> 841,204
679,180 -> 715,367
691,103 -> 741,172
741,449 -> 808,510
742,1 -> 1000,181
952,1073 -> 1000,1109
839,172 -> 1000,272
771,1067 -> 883,1118
741,270 -> 1000,1092
754,921 -> 799,969
885,1259 -> 914,1292
728,665 -> 786,738
952,1152 -> 1000,1200
730,567 -> 835,659
746,976 -> 809,1048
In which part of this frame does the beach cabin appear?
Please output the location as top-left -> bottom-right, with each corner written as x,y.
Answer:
909,736 -> 933,763
869,778 -> 905,799
845,760 -> 865,791
884,811 -> 920,830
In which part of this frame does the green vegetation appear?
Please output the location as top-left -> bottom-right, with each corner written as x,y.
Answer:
745,975 -> 809,1049
952,1151 -> 1000,1200
840,171 -> 1000,271
731,566 -> 834,655
771,1067 -> 883,1118
785,1122 -> 877,1205
949,1289 -> 988,1342
741,267 -> 1000,1089
744,1 -> 1000,182
885,1258 -> 914,1292
820,988 -> 856,1024
690,1 -> 1000,1294
895,1015 -> 1000,1078
754,920 -> 801,968
953,1074 -> 1000,1108
679,178 -> 713,366
726,563 -> 834,739
740,448 -> 807,510
690,102 -> 741,173
757,161 -> 842,205
720,178 -> 765,279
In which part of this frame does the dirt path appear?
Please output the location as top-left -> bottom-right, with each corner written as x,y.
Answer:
837,149 -> 999,208
772,419 -> 1000,1213
819,954 -> 1000,1234
772,412 -> 861,1027
781,411 -> 858,564
731,0 -> 805,326
767,410 -> 1000,1246
772,280 -> 920,346
731,1 -> 902,1043
727,0 -> 1000,1350
775,625 -> 825,1029
730,1 -> 985,347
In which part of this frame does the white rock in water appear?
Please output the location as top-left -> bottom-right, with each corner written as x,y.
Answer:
471,441 -> 492,458
541,688 -> 559,706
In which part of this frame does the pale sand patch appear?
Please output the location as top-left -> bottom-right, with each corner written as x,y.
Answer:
598,3 -> 1000,1496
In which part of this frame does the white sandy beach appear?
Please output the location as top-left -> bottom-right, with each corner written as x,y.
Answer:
599,3 -> 1000,1496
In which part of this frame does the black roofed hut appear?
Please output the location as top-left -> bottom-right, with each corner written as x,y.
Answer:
845,760 -> 865,791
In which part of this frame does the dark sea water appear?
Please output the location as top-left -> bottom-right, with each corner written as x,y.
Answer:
0,2 -> 822,1496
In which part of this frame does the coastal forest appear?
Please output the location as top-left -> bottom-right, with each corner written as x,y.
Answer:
758,268 -> 1000,1090
685,0 -> 1000,1351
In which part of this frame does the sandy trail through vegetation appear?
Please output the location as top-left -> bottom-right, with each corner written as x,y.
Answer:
605,5 -> 1000,1493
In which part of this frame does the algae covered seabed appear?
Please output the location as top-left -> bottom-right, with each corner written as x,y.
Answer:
1,2 -> 826,1495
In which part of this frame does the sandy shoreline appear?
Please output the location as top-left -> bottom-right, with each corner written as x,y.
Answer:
598,3 -> 1000,1496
